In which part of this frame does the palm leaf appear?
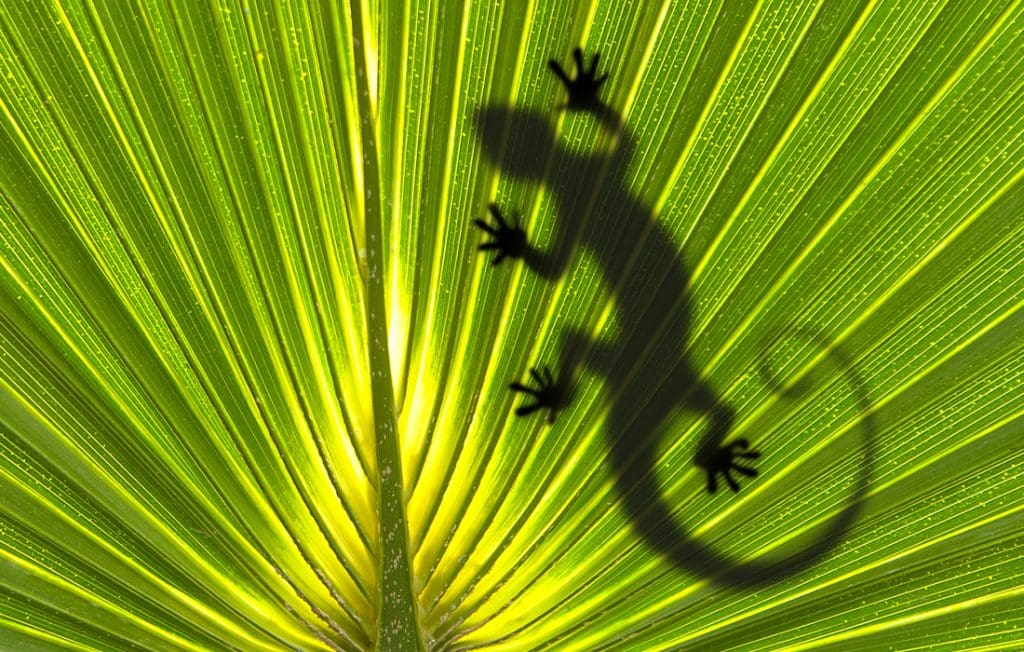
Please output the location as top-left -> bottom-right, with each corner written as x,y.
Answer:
1,1 -> 1022,650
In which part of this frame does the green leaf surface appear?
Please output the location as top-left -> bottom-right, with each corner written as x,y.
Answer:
1,1 -> 1021,650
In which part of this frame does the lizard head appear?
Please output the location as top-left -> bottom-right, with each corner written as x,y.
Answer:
473,106 -> 556,181
474,104 -> 632,184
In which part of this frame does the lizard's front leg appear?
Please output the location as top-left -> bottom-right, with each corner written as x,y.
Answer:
473,202 -> 577,279
549,47 -> 607,111
474,203 -> 527,266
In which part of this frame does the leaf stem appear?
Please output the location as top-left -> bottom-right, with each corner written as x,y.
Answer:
345,1 -> 424,649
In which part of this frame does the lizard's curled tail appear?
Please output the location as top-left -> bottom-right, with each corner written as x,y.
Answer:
609,327 -> 877,587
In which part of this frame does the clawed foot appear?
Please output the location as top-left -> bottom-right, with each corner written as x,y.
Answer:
695,438 -> 761,493
548,47 -> 607,110
474,203 -> 526,266
510,366 -> 567,424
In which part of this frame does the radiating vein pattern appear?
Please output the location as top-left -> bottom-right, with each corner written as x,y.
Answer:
388,0 -> 1024,649
0,1 -> 1022,650
1,3 -> 375,650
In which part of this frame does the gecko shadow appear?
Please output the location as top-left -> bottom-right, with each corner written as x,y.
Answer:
472,52 -> 876,587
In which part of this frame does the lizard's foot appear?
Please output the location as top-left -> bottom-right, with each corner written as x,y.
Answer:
474,203 -> 526,266
548,47 -> 607,110
695,438 -> 761,493
510,366 -> 567,424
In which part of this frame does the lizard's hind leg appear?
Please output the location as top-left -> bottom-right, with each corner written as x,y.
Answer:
688,382 -> 760,493
510,365 -> 569,424
507,327 -> 614,425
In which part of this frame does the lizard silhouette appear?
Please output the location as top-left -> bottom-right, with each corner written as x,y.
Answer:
473,48 -> 876,585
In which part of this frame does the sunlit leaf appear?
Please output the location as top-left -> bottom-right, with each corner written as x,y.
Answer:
1,1 -> 1021,650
